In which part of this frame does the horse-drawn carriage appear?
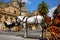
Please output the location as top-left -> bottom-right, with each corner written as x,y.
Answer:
46,5 -> 60,40
1,4 -> 60,40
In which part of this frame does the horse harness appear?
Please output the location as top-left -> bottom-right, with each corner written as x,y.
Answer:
20,16 -> 29,23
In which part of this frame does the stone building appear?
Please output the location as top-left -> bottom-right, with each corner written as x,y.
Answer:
0,0 -> 30,27
32,10 -> 40,16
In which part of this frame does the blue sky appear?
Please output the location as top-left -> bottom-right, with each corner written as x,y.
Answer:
3,0 -> 60,13
26,0 -> 60,13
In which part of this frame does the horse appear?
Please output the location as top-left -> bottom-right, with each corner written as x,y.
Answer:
4,21 -> 19,31
4,21 -> 15,28
4,21 -> 18,31
16,15 -> 44,30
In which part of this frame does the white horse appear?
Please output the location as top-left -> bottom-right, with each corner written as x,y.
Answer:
16,15 -> 44,27
16,15 -> 44,37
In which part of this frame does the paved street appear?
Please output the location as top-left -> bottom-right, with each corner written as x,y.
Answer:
0,30 -> 45,38
0,30 -> 46,40
0,34 -> 39,40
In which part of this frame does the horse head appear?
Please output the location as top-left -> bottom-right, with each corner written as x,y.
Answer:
15,16 -> 21,26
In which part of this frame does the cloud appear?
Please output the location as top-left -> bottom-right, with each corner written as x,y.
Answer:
22,0 -> 31,4
48,6 -> 57,19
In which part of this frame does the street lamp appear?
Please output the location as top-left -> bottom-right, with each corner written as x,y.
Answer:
17,0 -> 22,15
17,0 -> 28,37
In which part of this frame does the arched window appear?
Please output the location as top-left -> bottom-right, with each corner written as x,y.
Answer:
14,10 -> 16,14
10,17 -> 13,22
0,15 -> 2,21
5,16 -> 8,21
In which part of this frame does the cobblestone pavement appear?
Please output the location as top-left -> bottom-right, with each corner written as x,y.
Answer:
0,34 -> 39,40
0,30 -> 46,40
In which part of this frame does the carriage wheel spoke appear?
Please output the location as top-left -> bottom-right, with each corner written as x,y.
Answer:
46,27 -> 59,40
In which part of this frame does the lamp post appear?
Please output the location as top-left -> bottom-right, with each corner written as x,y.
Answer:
17,0 -> 28,37
17,0 -> 22,15
19,0 -> 22,15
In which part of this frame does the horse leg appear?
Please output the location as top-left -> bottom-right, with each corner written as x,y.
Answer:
23,23 -> 28,37
7,28 -> 11,31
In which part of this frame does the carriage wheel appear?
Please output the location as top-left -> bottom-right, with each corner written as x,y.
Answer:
46,26 -> 58,40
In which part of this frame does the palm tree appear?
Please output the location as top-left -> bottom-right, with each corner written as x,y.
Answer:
38,1 -> 49,16
37,1 -> 49,40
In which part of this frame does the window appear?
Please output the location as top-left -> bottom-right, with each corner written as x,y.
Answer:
0,15 -> 2,20
10,17 -> 13,22
14,10 -> 16,14
5,16 -> 8,21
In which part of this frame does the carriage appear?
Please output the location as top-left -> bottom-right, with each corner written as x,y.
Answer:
46,5 -> 60,40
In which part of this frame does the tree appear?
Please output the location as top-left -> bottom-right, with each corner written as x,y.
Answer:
38,1 -> 49,16
37,1 -> 49,40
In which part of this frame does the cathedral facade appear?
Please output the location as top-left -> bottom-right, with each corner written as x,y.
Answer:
0,0 -> 30,26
